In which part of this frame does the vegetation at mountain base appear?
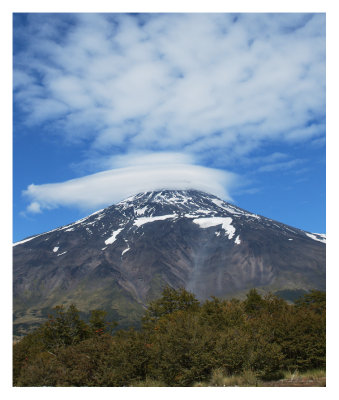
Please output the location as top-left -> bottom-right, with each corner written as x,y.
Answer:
273,288 -> 309,302
13,287 -> 326,387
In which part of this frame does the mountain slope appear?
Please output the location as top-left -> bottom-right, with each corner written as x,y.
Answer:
13,190 -> 325,337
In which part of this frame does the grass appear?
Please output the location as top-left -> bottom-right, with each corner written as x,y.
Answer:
194,368 -> 259,387
132,378 -> 168,387
193,368 -> 326,387
282,368 -> 326,380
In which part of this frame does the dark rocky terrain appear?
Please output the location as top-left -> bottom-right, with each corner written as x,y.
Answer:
13,189 -> 325,337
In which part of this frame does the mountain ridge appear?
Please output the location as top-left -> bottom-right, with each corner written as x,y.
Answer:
14,189 -> 325,245
13,189 -> 326,338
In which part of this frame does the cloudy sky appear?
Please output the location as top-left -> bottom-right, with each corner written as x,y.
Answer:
13,12 -> 326,242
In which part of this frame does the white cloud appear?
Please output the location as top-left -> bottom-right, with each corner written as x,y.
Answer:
14,13 -> 325,157
106,152 -> 195,168
257,158 -> 304,173
23,152 -> 238,212
14,13 -> 325,215
26,201 -> 42,214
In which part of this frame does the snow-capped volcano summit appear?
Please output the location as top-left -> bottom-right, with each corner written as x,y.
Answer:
13,190 -> 326,337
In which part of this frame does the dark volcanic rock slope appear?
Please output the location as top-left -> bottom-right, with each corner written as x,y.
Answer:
13,190 -> 325,335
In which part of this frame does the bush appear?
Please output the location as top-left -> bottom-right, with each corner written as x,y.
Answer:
146,310 -> 216,386
142,286 -> 200,328
13,287 -> 326,386
13,304 -> 117,386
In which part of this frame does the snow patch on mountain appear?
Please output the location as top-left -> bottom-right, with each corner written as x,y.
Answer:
193,217 -> 236,239
13,234 -> 40,246
184,213 -> 198,218
305,233 -> 326,243
211,198 -> 260,219
135,206 -> 147,216
134,214 -> 178,227
49,209 -> 106,234
195,209 -> 213,215
105,228 -> 124,245
122,246 -> 130,256
211,199 -> 240,214
14,223 -> 69,246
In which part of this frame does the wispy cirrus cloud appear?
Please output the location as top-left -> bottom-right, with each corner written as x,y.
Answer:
257,158 -> 305,173
14,13 -> 325,161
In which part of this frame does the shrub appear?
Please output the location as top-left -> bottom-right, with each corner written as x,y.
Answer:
13,287 -> 326,386
142,286 -> 200,328
146,310 -> 216,386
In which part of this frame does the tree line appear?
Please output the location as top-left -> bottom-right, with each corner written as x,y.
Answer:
13,287 -> 325,386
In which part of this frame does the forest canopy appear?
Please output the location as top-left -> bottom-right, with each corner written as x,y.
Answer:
13,287 -> 326,387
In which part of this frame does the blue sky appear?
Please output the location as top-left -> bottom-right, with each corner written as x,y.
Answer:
13,13 -> 326,242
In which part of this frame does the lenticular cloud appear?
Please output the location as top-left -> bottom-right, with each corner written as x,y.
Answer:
23,156 -> 238,213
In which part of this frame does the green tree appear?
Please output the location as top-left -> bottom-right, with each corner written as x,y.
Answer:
142,286 -> 200,328
295,290 -> 326,314
146,310 -> 216,386
89,309 -> 117,335
199,297 -> 245,330
39,304 -> 91,350
13,304 -> 118,386
243,288 -> 265,315
13,329 -> 45,385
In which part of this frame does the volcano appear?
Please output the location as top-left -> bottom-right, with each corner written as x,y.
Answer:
13,189 -> 325,337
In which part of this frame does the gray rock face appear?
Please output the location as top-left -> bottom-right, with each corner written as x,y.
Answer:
13,189 -> 325,335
